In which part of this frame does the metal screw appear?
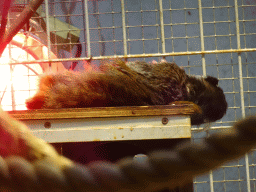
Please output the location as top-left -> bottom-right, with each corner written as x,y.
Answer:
44,122 -> 51,129
162,117 -> 168,125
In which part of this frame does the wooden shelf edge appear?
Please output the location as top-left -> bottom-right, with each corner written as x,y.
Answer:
8,104 -> 196,120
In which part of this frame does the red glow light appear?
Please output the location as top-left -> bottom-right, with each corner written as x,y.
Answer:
0,33 -> 66,111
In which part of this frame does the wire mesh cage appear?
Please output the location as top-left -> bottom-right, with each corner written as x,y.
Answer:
0,0 -> 256,191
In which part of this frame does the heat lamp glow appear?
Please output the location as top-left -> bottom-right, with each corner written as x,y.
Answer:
0,45 -> 43,111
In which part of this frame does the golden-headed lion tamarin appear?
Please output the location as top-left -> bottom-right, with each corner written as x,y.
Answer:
26,60 -> 227,125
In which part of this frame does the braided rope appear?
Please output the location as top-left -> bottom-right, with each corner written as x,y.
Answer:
0,116 -> 255,192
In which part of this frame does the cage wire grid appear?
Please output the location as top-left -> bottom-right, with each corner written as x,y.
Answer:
1,0 -> 256,191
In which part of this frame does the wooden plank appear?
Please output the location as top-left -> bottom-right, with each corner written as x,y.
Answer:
8,104 -> 197,120
25,115 -> 191,142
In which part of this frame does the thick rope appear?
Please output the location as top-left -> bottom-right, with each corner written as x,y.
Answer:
0,116 -> 256,192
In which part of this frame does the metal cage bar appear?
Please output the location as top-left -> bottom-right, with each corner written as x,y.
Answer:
84,0 -> 91,58
121,0 -> 127,57
234,0 -> 250,191
159,0 -> 166,54
44,0 -> 52,62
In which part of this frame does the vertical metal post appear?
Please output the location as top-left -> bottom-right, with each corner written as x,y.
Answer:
44,0 -> 52,63
7,12 -> 16,111
234,0 -> 250,192
121,0 -> 128,57
209,170 -> 214,192
84,0 -> 91,58
8,44 -> 16,111
234,0 -> 245,117
198,0 -> 206,77
198,0 -> 213,191
159,0 -> 166,54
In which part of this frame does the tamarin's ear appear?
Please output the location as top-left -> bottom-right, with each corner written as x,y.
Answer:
205,76 -> 219,86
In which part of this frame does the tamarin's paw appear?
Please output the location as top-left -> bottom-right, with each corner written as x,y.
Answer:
151,59 -> 167,64
169,101 -> 203,114
151,60 -> 158,64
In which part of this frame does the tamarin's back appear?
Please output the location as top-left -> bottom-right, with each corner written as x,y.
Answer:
26,60 -> 227,125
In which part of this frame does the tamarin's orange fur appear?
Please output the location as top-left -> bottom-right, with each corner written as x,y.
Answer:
26,60 -> 227,125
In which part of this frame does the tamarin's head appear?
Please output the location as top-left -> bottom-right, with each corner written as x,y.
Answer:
190,76 -> 228,125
